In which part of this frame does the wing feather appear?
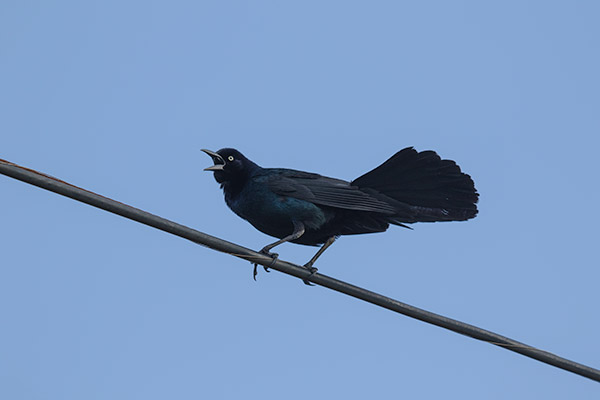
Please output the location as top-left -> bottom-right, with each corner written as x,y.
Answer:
263,169 -> 397,214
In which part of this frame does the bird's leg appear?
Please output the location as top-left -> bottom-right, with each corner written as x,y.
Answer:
253,221 -> 305,280
301,236 -> 337,285
304,236 -> 337,270
259,220 -> 306,256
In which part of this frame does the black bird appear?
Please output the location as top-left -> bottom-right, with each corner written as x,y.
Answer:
202,147 -> 478,283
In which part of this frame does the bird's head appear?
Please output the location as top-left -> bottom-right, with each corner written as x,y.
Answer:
201,148 -> 259,184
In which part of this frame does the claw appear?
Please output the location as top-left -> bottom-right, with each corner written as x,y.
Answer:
252,250 -> 278,281
301,264 -> 318,286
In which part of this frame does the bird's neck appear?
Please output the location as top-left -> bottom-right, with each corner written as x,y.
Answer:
221,179 -> 244,199
221,164 -> 261,199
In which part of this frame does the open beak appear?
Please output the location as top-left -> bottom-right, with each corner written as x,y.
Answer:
201,149 -> 225,171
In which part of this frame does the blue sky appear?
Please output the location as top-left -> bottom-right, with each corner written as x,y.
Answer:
1,1 -> 599,398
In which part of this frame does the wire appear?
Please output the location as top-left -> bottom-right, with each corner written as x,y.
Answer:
1,157 -> 599,383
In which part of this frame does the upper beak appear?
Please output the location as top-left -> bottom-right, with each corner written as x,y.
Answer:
201,149 -> 225,171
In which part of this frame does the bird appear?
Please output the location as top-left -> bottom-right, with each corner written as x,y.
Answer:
202,147 -> 478,284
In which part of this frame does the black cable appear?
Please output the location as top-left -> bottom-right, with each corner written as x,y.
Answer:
1,158 -> 598,383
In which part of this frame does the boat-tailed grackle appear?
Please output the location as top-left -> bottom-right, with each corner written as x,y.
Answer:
202,147 -> 478,284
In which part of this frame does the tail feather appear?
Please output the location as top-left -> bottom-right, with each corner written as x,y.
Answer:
352,147 -> 478,223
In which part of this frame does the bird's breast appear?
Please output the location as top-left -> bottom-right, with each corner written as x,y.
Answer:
224,180 -> 329,239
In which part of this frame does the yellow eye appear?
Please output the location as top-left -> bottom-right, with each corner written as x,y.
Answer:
228,156 -> 234,161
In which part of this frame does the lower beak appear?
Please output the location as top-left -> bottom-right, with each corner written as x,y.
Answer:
201,149 -> 225,171
204,164 -> 225,171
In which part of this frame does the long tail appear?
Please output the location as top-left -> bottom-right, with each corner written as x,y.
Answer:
351,147 -> 479,223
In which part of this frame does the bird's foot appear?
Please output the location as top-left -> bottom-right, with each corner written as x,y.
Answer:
301,263 -> 318,286
252,249 -> 279,281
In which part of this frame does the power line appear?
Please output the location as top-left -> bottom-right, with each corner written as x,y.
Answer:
1,157 -> 599,383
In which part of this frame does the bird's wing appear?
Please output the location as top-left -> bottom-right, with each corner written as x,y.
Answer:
263,169 -> 398,214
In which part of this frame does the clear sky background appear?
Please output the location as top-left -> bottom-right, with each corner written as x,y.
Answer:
1,1 -> 599,398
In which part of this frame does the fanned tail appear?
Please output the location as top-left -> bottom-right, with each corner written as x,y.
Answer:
351,147 -> 479,223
